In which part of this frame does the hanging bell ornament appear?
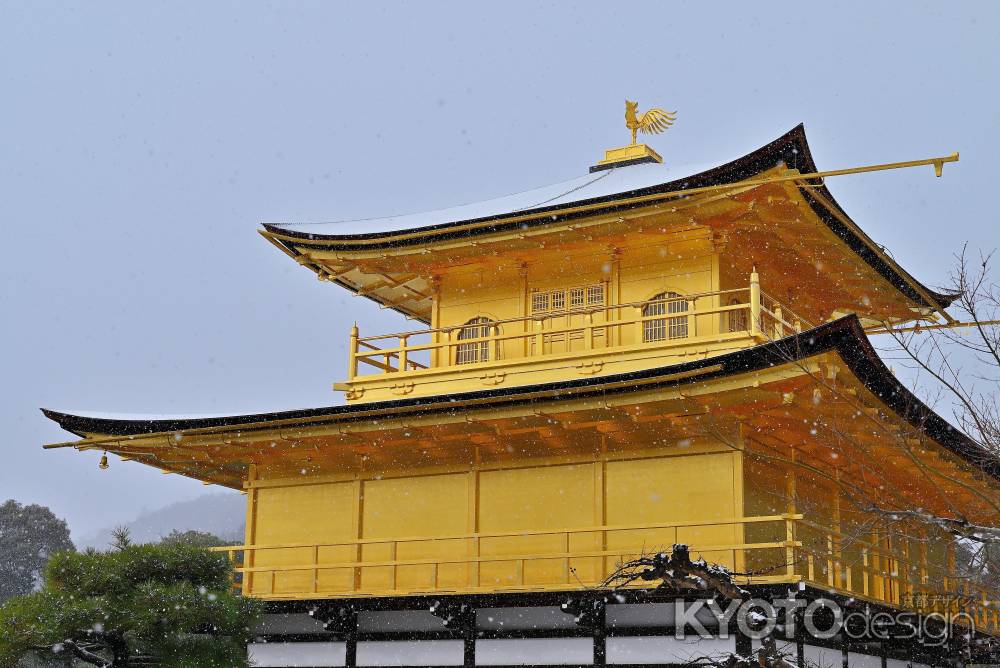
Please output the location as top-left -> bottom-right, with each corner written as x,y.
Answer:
99,453 -> 109,470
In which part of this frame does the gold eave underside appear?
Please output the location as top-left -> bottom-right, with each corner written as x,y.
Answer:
262,168 -> 944,326
45,352 -> 1000,525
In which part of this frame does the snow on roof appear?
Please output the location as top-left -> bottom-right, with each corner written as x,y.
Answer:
51,409 -> 246,422
266,160 -> 714,236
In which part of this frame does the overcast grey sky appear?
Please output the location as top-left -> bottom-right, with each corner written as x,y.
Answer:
2,2 -> 998,540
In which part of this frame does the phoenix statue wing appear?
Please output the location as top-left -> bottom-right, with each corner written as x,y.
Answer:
637,108 -> 677,135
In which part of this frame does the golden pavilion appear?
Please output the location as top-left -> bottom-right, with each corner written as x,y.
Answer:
43,110 -> 998,667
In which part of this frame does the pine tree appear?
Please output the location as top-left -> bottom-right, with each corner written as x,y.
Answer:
0,535 -> 261,667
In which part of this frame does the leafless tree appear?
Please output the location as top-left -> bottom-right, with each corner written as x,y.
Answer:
872,246 -> 1000,578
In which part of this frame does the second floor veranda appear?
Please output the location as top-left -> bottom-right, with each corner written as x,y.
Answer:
339,272 -> 812,402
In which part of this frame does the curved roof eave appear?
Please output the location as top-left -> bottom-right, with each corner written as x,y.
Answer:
261,124 -> 954,310
42,315 -> 998,482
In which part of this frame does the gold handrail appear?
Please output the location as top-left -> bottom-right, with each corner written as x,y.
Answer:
354,302 -> 754,361
358,286 -> 755,343
345,275 -> 811,379
211,513 -> 799,553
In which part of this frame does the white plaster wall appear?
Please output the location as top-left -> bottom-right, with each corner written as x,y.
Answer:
476,638 -> 593,665
804,643 -> 842,668
357,640 -> 464,666
607,636 -> 736,664
846,651 -> 881,668
247,641 -> 346,667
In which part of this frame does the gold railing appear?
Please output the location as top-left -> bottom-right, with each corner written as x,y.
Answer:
347,273 -> 812,380
214,514 -> 800,599
212,513 -> 999,633
792,519 -> 1000,633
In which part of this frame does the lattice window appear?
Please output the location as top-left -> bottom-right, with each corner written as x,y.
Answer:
456,317 -> 496,364
643,291 -> 688,342
587,284 -> 604,306
531,283 -> 604,314
531,292 -> 549,314
551,290 -> 565,310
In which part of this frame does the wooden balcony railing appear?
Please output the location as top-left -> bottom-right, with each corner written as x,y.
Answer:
792,519 -> 1000,633
214,514 -> 799,599
212,513 -> 999,633
346,272 -> 812,381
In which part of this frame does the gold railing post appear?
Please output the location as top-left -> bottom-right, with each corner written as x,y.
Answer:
534,319 -> 544,356
585,312 -> 594,350
312,545 -> 319,593
784,515 -> 796,579
564,532 -> 571,584
862,548 -> 870,596
826,534 -> 834,586
398,336 -> 408,372
773,305 -> 784,339
348,323 -> 359,379
490,324 -> 499,360
389,542 -> 397,591
687,298 -> 695,338
443,329 -> 453,367
471,536 -> 480,589
749,270 -> 762,338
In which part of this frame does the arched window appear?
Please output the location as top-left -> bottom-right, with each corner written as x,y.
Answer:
456,316 -> 497,364
643,291 -> 688,342
727,296 -> 748,333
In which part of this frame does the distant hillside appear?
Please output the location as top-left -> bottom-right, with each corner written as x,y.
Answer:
76,492 -> 245,549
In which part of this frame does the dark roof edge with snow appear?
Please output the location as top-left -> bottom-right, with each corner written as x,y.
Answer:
42,315 -> 998,482
262,124 -> 955,310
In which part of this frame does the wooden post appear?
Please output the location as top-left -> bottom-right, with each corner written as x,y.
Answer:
489,323 -> 499,361
585,312 -> 594,350
430,275 -> 442,367
749,270 -> 762,338
312,544 -> 319,594
832,476 -> 842,588
827,534 -> 835,587
862,548 -> 870,597
463,616 -> 476,668
397,336 -> 408,373
608,248 -> 621,346
785,516 -> 797,580
243,464 -> 258,596
352,479 -> 364,592
773,304 -> 784,338
348,323 -> 359,379
443,329 -> 453,367
872,528 -> 884,601
592,596 -> 607,668
519,263 -> 530,358
786,446 -> 798,579
344,609 -> 359,668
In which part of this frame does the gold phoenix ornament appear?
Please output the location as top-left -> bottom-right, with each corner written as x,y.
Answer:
625,100 -> 676,145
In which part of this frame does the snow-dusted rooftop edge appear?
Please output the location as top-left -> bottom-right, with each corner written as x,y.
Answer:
265,160 -> 714,236
48,410 -> 251,422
